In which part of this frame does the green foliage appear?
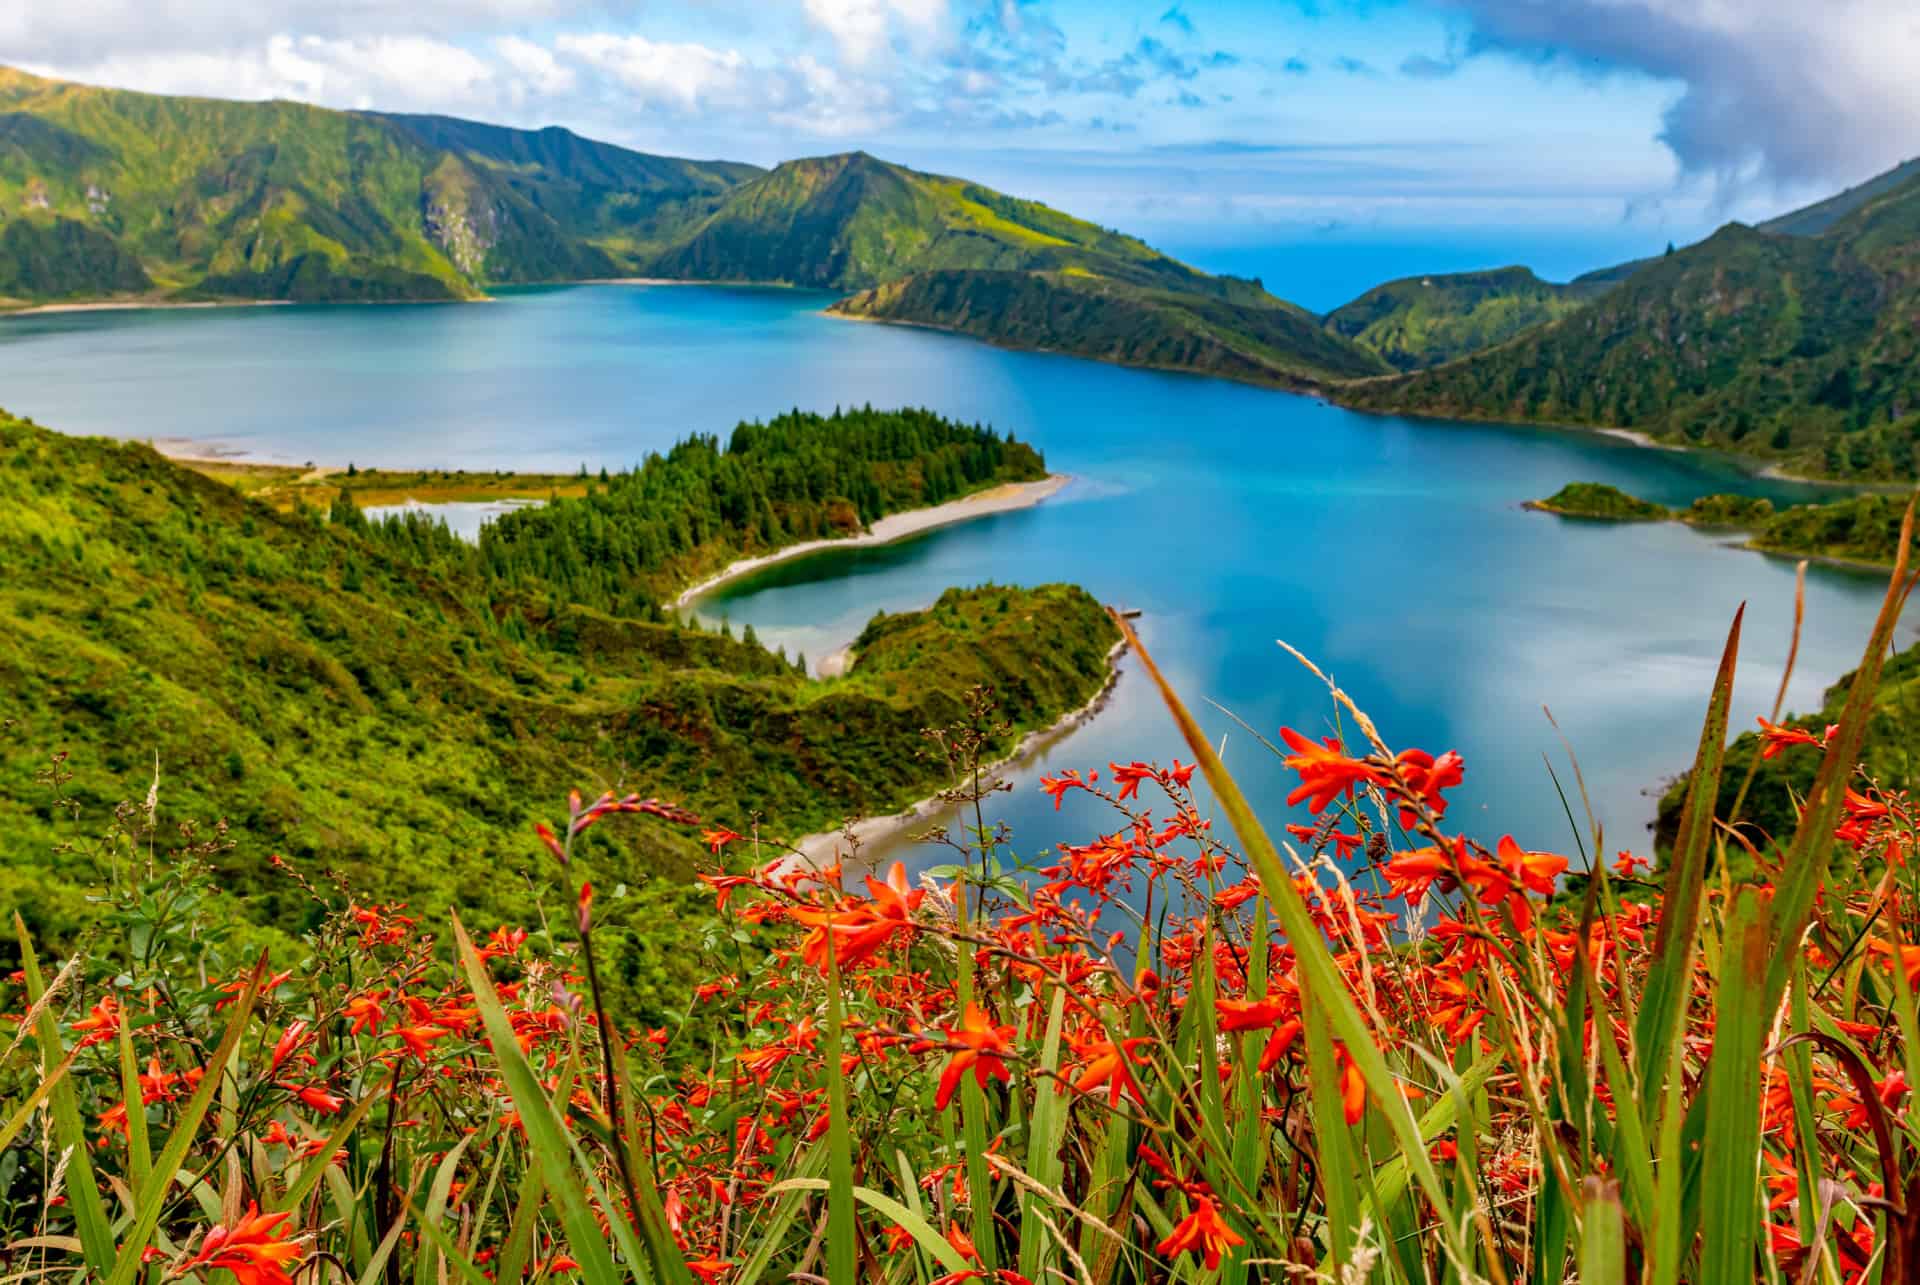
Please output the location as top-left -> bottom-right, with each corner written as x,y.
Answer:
1339,179 -> 1920,479
1658,629 -> 1920,849
0,215 -> 149,299
833,268 -> 1390,386
461,406 -> 1046,613
1321,265 -> 1601,370
0,411 -> 1116,1018
1528,481 -> 1669,520
1532,479 -> 1917,566
0,66 -> 760,302
645,152 -> 1191,293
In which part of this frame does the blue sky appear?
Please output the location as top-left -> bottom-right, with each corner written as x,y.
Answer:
6,0 -> 1915,292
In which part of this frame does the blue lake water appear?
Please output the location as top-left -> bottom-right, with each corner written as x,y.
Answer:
1,284 -> 1903,867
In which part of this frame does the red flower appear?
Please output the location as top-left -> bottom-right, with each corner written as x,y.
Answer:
702,827 -> 744,854
1155,1197 -> 1244,1270
178,1203 -> 302,1285
931,1003 -> 1016,1110
1214,996 -> 1287,1033
1756,717 -> 1829,759
72,997 -> 119,1049
1280,728 -> 1384,814
790,862 -> 925,972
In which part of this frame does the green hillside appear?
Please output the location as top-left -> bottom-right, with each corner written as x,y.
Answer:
1334,178 -> 1920,479
1321,265 -> 1603,370
0,410 -> 1117,999
0,66 -> 760,303
833,268 -> 1390,385
646,150 -> 1215,291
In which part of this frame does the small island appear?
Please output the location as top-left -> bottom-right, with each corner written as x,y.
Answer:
1527,481 -> 1916,567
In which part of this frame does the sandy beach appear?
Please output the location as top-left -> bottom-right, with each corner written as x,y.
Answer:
673,473 -> 1073,609
785,634 -> 1128,869
4,299 -> 294,318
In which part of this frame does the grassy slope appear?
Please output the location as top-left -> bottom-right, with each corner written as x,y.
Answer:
1321,266 -> 1603,371
0,67 -> 760,302
0,415 -> 1119,994
833,268 -> 1389,385
1333,176 -> 1920,479
650,150 -> 1387,384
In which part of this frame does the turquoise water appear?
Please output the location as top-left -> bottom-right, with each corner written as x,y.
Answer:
0,284 -> 1902,866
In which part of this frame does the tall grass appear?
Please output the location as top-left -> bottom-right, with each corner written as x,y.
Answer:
3,501 -> 1915,1283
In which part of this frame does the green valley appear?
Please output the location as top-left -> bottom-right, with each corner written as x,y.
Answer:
0,408 -> 1117,1011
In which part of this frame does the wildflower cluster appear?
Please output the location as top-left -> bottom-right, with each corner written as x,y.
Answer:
6,544 -> 1918,1281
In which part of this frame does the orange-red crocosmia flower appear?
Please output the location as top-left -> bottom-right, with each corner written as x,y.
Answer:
72,997 -> 120,1049
791,862 -> 926,972
702,827 -> 744,854
1493,836 -> 1569,897
391,1024 -> 450,1062
1038,770 -> 1089,809
1156,1197 -> 1245,1271
1756,716 -> 1826,759
179,1203 -> 302,1285
1279,728 -> 1385,814
1214,996 -> 1288,1033
1069,1032 -> 1153,1107
933,1003 -> 1016,1110
1390,748 -> 1464,824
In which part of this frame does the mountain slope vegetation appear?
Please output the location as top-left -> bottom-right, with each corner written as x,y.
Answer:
833,268 -> 1391,385
1321,265 -> 1605,371
1335,172 -> 1920,478
0,410 -> 1116,991
0,66 -> 760,303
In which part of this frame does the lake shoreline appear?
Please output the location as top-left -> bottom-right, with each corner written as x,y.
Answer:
785,633 -> 1130,870
673,473 -> 1074,609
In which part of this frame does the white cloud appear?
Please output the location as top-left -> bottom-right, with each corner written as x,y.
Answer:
554,33 -> 750,111
1442,0 -> 1920,192
494,35 -> 577,97
801,0 -> 948,67
770,53 -> 896,134
25,34 -> 499,114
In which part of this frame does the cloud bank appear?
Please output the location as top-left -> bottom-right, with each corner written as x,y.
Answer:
1437,0 -> 1920,191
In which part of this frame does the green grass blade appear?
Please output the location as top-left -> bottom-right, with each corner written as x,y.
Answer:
1018,983 -> 1069,1284
1763,500 -> 1917,1007
414,1133 -> 476,1285
452,913 -> 628,1285
1114,614 -> 1473,1268
272,1074 -> 388,1215
731,1145 -> 826,1285
0,1048 -> 76,1155
1635,607 -> 1742,1098
768,1179 -> 974,1274
107,953 -> 269,1285
822,943 -> 859,1284
1697,887 -> 1771,1284
116,1014 -> 153,1192
1579,1178 -> 1628,1284
14,914 -> 116,1273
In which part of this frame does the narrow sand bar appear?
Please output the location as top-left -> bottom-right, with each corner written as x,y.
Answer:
673,473 -> 1073,609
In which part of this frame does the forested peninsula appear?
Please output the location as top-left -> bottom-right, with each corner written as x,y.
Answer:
0,407 -> 1118,1010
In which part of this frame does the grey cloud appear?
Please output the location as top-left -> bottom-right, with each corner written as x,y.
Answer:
1434,0 -> 1920,191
